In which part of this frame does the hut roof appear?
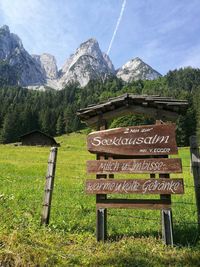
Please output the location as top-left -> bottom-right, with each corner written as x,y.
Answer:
77,94 -> 188,127
20,130 -> 53,139
20,130 -> 59,145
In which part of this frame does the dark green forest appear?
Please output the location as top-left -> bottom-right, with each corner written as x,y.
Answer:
0,67 -> 200,146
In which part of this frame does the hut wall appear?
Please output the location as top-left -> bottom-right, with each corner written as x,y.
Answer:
21,132 -> 57,146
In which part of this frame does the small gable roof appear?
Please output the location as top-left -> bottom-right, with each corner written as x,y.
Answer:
77,94 -> 188,127
20,130 -> 58,145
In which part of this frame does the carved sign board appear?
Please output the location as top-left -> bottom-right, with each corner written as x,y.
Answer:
87,124 -> 178,156
86,178 -> 184,195
87,158 -> 182,174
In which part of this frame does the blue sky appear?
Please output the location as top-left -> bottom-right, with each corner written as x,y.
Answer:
0,0 -> 200,74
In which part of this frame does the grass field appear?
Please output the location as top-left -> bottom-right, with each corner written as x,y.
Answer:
0,132 -> 200,266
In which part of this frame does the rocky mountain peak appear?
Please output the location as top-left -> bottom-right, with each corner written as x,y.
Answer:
130,57 -> 144,64
79,38 -> 98,50
59,38 -> 115,88
116,57 -> 162,82
0,25 -> 45,86
0,25 -> 23,60
1,25 -> 10,33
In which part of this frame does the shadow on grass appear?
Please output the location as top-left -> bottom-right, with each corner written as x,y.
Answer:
108,225 -> 199,247
108,229 -> 160,242
91,256 -> 153,267
173,224 -> 199,246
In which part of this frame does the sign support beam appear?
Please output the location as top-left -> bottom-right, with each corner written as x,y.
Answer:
96,117 -> 107,242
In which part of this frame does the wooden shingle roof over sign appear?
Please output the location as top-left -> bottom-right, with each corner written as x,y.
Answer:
77,94 -> 188,127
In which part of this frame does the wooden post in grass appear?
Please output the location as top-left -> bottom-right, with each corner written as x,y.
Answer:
41,147 -> 58,225
154,121 -> 173,245
190,135 -> 200,232
160,171 -> 173,246
96,118 -> 107,241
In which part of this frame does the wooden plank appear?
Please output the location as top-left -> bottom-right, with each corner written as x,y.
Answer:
87,124 -> 178,156
96,199 -> 171,210
87,158 -> 182,174
190,135 -> 200,232
108,156 -> 114,178
86,178 -> 184,195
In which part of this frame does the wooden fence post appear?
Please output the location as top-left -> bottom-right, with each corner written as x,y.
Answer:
96,118 -> 107,241
96,156 -> 107,241
41,147 -> 58,225
190,135 -> 200,232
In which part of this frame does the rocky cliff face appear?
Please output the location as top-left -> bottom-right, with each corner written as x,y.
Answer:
116,57 -> 162,82
58,38 -> 115,88
32,53 -> 58,80
102,52 -> 115,73
0,25 -> 162,89
0,25 -> 45,86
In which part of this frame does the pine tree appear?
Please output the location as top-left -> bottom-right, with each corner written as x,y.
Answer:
64,106 -> 74,133
1,112 -> 19,143
39,109 -> 51,134
193,89 -> 200,143
56,113 -> 65,136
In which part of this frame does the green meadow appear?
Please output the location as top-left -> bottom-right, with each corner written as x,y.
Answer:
0,132 -> 200,266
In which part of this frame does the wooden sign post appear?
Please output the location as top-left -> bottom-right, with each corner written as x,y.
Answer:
86,123 -> 184,245
96,120 -> 107,241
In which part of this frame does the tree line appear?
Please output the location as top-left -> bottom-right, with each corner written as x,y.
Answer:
0,67 -> 199,146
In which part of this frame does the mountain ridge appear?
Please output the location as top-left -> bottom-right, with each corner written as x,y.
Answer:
0,25 -> 162,89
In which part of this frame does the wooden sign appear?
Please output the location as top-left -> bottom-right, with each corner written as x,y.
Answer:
87,158 -> 182,174
86,178 -> 184,195
87,124 -> 178,156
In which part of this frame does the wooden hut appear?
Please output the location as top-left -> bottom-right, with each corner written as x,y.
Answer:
20,130 -> 59,147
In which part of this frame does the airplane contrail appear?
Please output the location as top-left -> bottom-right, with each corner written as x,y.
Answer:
107,0 -> 127,55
